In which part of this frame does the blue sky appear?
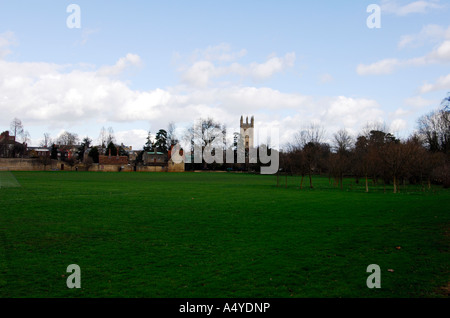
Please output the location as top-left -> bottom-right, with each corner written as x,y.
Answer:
1,0 -> 449,149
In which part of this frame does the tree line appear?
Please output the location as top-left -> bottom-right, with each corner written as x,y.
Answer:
280,94 -> 450,191
1,94 -> 449,187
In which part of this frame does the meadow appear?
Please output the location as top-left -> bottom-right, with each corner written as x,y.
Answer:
0,171 -> 448,298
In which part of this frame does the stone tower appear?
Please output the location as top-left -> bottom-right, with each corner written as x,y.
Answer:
240,116 -> 254,149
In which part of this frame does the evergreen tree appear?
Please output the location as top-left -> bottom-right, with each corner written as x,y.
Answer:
51,144 -> 58,160
78,137 -> 92,161
143,131 -> 154,152
105,141 -> 117,156
88,147 -> 99,163
154,129 -> 168,153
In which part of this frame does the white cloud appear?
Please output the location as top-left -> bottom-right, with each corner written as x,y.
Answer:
357,40 -> 450,75
398,24 -> 450,49
428,40 -> 450,62
357,58 -> 401,75
80,28 -> 100,46
321,96 -> 384,129
0,43 -> 387,148
192,43 -> 247,62
319,73 -> 334,84
419,74 -> 450,93
403,95 -> 437,108
0,31 -> 16,59
180,49 -> 296,87
381,0 -> 444,16
114,129 -> 149,149
245,53 -> 296,80
181,60 -> 216,88
389,118 -> 407,133
97,53 -> 142,77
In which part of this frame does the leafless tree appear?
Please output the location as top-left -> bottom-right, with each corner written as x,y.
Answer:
20,130 -> 31,145
40,133 -> 52,147
10,118 -> 24,138
440,92 -> 450,120
107,127 -> 115,146
333,129 -> 353,153
417,109 -> 449,153
167,121 -> 178,147
56,131 -> 79,146
361,121 -> 388,139
182,118 -> 226,169
293,123 -> 326,149
98,126 -> 107,149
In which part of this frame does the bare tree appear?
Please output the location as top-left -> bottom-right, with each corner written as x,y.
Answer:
40,133 -> 52,147
354,135 -> 371,192
361,121 -> 388,139
106,127 -> 115,146
381,140 -> 415,193
10,118 -> 24,138
56,131 -> 79,146
417,109 -> 449,153
99,127 -> 107,149
20,130 -> 31,145
333,129 -> 353,153
293,123 -> 326,149
441,92 -> 450,116
183,117 -> 226,169
167,121 -> 178,147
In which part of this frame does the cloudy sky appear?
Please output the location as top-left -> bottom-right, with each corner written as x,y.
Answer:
0,0 -> 449,149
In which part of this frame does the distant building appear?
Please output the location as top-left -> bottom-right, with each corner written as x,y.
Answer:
0,131 -> 27,158
167,145 -> 185,172
143,149 -> 166,166
99,147 -> 128,166
240,115 -> 254,149
27,147 -> 50,158
56,145 -> 81,161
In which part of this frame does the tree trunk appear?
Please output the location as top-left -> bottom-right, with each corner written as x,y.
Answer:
365,174 -> 369,193
420,172 -> 424,192
309,172 -> 313,189
393,175 -> 397,193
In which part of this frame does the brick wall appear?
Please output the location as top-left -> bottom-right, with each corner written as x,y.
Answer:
98,155 -> 128,165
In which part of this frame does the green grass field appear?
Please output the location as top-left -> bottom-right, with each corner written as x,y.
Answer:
0,171 -> 448,298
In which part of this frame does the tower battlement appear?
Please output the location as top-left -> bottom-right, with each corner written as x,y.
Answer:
240,116 -> 254,149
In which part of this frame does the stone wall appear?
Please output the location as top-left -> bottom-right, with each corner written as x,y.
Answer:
167,160 -> 185,172
1,158 -> 184,173
78,164 -> 166,172
0,158 -> 58,171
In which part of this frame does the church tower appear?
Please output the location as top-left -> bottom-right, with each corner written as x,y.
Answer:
240,116 -> 254,149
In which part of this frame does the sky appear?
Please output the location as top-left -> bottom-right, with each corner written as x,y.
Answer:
0,0 -> 449,149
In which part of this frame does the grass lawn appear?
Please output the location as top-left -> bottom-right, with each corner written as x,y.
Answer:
0,171 -> 448,298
